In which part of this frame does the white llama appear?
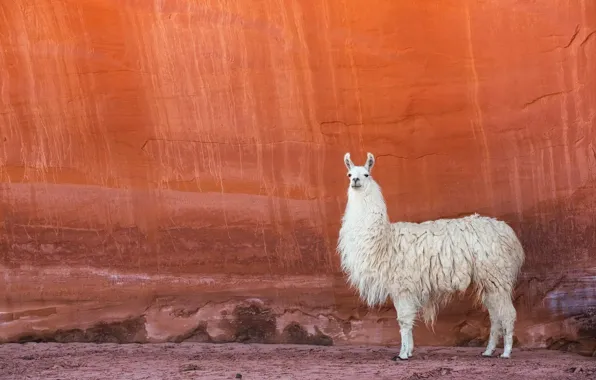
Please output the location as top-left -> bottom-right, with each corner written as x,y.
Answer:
337,152 -> 525,360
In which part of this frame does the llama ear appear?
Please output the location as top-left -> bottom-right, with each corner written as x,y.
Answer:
344,153 -> 354,170
365,152 -> 375,172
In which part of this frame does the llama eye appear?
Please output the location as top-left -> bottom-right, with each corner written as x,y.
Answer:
364,174 -> 369,177
348,174 -> 352,177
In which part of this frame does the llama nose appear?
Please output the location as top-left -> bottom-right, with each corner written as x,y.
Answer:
352,177 -> 360,184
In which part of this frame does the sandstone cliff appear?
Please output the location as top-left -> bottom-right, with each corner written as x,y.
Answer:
0,0 -> 594,355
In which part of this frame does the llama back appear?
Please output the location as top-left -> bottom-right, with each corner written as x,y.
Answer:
388,214 -> 524,324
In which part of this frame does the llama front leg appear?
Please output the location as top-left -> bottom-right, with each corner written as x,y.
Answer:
407,330 -> 414,357
394,296 -> 417,360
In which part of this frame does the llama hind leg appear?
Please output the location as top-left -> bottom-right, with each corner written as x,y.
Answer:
481,291 -> 516,358
394,296 -> 417,360
499,297 -> 517,358
481,303 -> 501,357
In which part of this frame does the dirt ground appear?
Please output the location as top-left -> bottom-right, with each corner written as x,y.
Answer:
0,343 -> 594,380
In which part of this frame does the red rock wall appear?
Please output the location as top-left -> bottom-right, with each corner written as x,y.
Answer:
1,0 -> 595,353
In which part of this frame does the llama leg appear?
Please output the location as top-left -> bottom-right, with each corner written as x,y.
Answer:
499,297 -> 517,359
394,296 -> 417,360
481,292 -> 502,357
481,291 -> 517,358
407,330 -> 414,357
481,306 -> 501,357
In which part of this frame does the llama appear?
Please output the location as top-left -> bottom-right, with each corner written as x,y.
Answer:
337,152 -> 525,360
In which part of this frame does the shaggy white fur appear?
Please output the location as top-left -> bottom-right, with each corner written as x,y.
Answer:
337,152 -> 525,360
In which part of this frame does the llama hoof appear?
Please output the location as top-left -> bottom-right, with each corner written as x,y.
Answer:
391,354 -> 409,361
481,351 -> 494,357
499,353 -> 511,359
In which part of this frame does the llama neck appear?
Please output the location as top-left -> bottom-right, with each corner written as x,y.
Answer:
337,180 -> 391,306
339,180 -> 391,258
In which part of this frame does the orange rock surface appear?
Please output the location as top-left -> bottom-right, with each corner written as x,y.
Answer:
0,0 -> 595,354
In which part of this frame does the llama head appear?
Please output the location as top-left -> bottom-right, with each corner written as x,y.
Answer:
343,152 -> 375,190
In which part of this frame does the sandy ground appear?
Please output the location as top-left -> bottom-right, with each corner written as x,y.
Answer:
0,343 -> 594,380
